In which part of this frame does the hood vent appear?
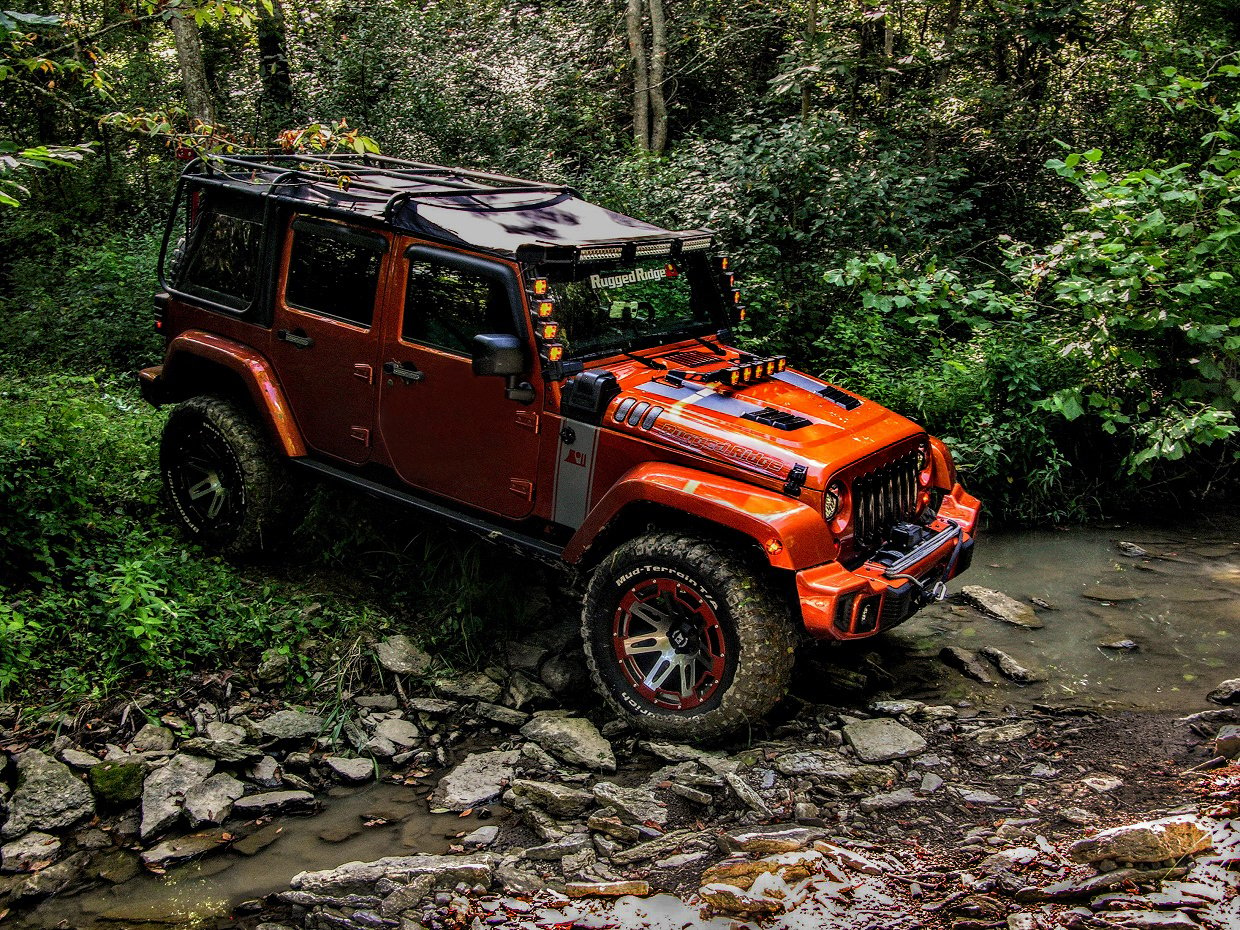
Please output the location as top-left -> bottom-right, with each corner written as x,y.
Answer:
819,385 -> 862,411
742,407 -> 812,431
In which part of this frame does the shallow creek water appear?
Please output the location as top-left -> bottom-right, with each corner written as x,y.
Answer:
18,782 -> 490,929
892,518 -> 1240,711
10,518 -> 1238,928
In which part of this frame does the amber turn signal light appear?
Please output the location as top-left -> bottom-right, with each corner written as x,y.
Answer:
532,278 -> 549,296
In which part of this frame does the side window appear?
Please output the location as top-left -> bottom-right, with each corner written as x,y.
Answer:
284,225 -> 383,328
178,212 -> 262,311
403,260 -> 516,354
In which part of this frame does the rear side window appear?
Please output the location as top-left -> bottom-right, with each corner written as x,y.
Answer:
178,213 -> 263,311
284,223 -> 384,328
403,261 -> 516,354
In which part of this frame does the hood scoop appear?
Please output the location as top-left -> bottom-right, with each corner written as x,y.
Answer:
741,407 -> 813,431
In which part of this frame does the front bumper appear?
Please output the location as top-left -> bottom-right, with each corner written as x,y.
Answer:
796,482 -> 981,640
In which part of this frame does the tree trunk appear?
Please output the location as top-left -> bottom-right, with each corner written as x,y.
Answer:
880,11 -> 894,104
648,0 -> 668,154
625,0 -> 650,151
256,0 -> 295,131
801,0 -> 817,122
168,12 -> 216,125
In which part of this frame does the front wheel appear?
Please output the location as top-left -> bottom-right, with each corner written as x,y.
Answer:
581,532 -> 796,741
160,395 -> 291,556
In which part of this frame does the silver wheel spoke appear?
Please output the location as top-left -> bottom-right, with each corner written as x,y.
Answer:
628,601 -> 669,631
677,655 -> 697,698
643,653 -> 680,691
622,634 -> 670,657
188,475 -> 225,518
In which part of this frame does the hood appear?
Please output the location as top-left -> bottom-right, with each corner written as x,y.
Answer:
598,350 -> 925,489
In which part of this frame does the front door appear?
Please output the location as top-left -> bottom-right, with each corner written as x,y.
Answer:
378,245 -> 542,520
270,216 -> 390,466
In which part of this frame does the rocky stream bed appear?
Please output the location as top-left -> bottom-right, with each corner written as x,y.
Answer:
1,528 -> 1238,930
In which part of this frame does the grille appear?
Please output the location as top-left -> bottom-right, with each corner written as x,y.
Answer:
852,452 -> 920,549
663,350 -> 722,368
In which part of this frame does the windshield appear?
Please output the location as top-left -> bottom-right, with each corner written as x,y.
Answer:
535,255 -> 723,360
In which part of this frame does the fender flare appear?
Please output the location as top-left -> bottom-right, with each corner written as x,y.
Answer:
162,330 -> 306,458
563,462 -> 835,570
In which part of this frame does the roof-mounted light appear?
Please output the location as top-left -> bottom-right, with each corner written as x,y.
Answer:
578,245 -> 625,261
531,277 -> 549,296
681,237 -> 712,252
634,241 -> 671,258
535,300 -> 555,318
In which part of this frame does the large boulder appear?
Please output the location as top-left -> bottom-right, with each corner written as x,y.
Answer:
140,754 -> 215,840
509,779 -> 595,818
520,714 -> 616,772
432,750 -> 519,811
1207,678 -> 1240,706
1,751 -> 95,838
1,832 -> 61,872
591,781 -> 668,826
1067,815 -> 1212,865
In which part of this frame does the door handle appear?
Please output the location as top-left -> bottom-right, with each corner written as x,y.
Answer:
277,329 -> 314,349
384,360 -> 424,382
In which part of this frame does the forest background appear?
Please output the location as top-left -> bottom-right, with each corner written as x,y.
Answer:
0,0 -> 1238,698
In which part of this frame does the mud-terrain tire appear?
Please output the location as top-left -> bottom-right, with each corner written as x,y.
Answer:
160,395 -> 291,556
581,532 -> 796,742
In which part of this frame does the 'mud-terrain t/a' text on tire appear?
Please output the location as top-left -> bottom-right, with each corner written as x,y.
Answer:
138,154 -> 981,740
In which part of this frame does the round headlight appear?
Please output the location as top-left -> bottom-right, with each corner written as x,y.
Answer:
823,483 -> 843,520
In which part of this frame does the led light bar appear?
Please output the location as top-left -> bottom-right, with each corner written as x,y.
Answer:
634,241 -> 671,257
681,237 -> 712,252
707,356 -> 788,387
578,246 -> 625,261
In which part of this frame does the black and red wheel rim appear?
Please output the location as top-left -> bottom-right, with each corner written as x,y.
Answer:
611,576 -> 727,711
165,420 -> 244,535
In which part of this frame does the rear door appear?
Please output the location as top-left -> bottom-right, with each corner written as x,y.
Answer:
377,244 -> 543,520
270,216 -> 390,466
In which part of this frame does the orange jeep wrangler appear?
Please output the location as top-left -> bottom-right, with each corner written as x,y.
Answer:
140,154 -> 980,739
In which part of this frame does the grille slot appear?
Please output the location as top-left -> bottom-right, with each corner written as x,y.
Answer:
852,452 -> 920,550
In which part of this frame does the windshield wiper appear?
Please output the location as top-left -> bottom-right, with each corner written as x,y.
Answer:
623,349 -> 666,370
693,333 -> 726,356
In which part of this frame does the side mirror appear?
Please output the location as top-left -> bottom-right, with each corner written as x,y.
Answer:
471,334 -> 525,378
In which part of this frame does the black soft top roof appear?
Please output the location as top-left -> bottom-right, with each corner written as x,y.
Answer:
182,153 -> 714,260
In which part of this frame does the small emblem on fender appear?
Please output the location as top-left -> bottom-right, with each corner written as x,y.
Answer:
565,449 -> 588,467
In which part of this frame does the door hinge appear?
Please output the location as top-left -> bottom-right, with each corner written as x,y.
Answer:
508,478 -> 534,500
352,363 -> 374,384
515,411 -> 540,433
349,427 -> 371,446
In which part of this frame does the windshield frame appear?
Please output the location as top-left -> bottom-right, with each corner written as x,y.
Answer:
527,252 -> 728,363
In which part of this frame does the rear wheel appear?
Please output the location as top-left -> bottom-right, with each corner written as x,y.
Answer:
581,532 -> 795,741
160,395 -> 291,555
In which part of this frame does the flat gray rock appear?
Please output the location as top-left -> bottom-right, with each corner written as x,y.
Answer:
140,832 -> 225,869
140,754 -> 215,840
961,586 -> 1043,628
431,749 -> 519,811
520,715 -> 616,772
372,718 -> 419,750
373,634 -> 432,676
324,757 -> 374,783
435,673 -> 503,704
1,751 -> 95,839
772,749 -> 896,788
843,718 -> 927,763
591,781 -> 667,826
1,832 -> 61,872
184,774 -> 245,827
231,790 -> 317,817
509,779 -> 595,818
860,787 -> 925,812
204,721 -> 248,744
257,710 -> 324,742
292,854 -> 493,897
178,738 -> 264,763
130,724 -> 175,753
